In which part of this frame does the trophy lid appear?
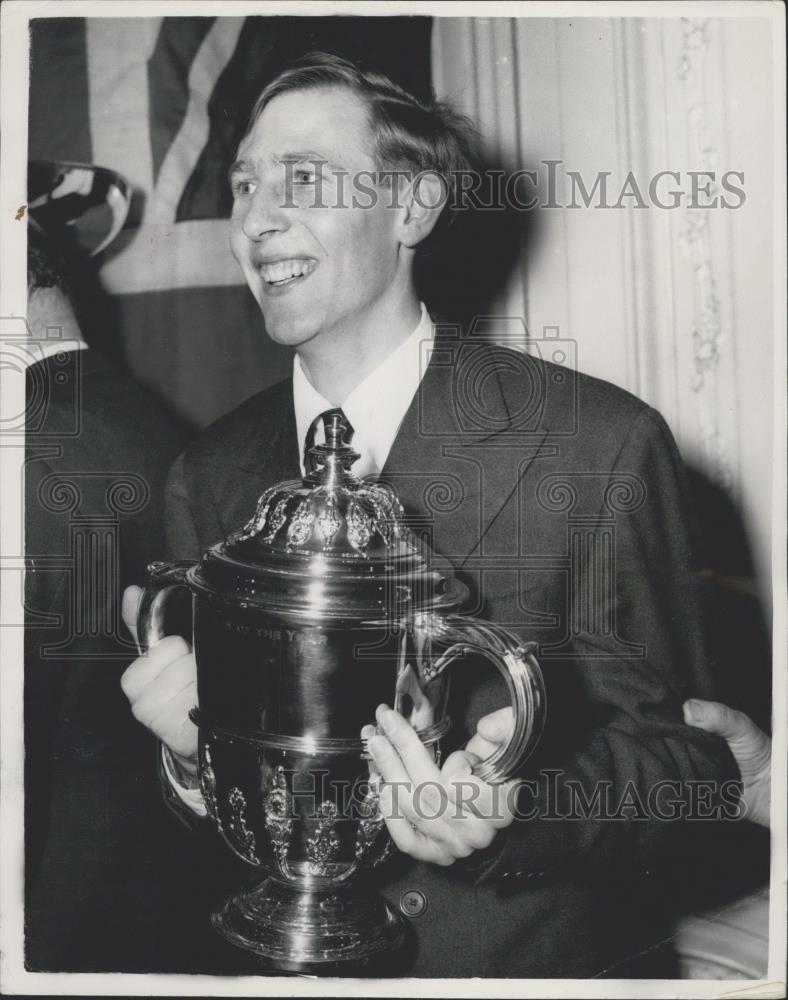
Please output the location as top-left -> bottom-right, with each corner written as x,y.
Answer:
192,412 -> 466,620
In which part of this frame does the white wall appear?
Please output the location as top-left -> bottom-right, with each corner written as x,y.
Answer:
433,15 -> 776,611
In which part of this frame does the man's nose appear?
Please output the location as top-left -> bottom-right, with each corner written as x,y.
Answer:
241,181 -> 289,241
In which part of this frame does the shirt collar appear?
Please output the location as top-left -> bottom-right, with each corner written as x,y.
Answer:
30,338 -> 88,364
293,302 -> 434,477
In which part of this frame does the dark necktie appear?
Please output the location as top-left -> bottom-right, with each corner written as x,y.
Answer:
303,408 -> 354,472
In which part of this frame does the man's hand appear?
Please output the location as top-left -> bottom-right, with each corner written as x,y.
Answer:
365,704 -> 519,866
120,585 -> 199,779
683,698 -> 771,829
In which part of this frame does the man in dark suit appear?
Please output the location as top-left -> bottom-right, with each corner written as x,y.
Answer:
24,224 -> 196,971
121,53 -> 739,977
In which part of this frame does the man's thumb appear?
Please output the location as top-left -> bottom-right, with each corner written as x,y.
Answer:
122,585 -> 142,651
684,698 -> 745,742
476,706 -> 515,744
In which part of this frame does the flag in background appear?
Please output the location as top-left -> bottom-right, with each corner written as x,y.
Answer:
28,15 -> 433,429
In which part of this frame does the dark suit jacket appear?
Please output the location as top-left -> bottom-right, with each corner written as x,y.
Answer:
24,349 -> 196,972
162,336 -> 739,978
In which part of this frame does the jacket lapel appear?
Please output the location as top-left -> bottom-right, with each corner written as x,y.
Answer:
380,338 -> 552,574
224,379 -> 300,535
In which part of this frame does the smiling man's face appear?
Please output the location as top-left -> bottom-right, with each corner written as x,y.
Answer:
229,86 -> 404,350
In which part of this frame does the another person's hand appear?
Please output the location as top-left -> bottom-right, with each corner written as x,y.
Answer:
365,705 -> 519,866
120,585 -> 199,779
683,699 -> 771,828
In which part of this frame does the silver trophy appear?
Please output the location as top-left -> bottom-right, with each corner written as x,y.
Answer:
138,412 -> 545,971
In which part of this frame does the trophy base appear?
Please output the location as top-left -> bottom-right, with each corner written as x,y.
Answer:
212,875 -> 406,972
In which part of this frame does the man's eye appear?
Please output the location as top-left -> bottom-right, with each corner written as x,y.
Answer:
232,179 -> 256,197
293,169 -> 316,185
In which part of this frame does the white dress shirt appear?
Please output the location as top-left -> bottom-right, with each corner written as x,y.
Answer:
294,302 -> 435,477
167,301 -> 435,809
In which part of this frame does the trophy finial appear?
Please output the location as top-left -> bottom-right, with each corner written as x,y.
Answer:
324,410 -> 352,449
305,409 -> 359,487
235,407 -> 420,558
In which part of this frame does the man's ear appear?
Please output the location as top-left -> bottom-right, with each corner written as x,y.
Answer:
398,171 -> 448,249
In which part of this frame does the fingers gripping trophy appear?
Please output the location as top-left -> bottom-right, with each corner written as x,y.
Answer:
136,413 -> 546,971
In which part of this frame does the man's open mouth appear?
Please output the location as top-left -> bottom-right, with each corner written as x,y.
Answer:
258,258 -> 317,287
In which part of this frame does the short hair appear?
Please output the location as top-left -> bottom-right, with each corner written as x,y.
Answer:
244,52 -> 481,241
27,221 -> 71,297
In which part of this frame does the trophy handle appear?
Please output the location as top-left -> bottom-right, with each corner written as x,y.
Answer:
136,560 -> 195,652
413,613 -> 545,784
